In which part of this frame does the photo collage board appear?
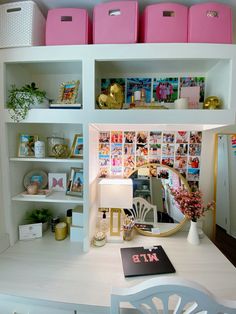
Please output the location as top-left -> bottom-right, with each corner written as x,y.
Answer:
98,130 -> 202,189
100,76 -> 205,108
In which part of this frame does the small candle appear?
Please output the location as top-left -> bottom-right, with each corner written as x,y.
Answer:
55,222 -> 67,241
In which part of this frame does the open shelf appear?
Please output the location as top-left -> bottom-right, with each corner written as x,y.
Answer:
12,191 -> 83,204
10,157 -> 83,164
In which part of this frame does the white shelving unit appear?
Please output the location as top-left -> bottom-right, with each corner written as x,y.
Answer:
0,43 -> 236,254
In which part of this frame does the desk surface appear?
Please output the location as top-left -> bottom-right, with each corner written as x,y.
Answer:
0,232 -> 235,312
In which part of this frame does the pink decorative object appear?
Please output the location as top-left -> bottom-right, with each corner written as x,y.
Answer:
140,3 -> 188,43
46,8 -> 91,46
188,2 -> 232,44
93,1 -> 138,44
180,86 -> 200,109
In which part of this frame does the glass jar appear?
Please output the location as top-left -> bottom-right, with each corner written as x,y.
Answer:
47,137 -> 65,157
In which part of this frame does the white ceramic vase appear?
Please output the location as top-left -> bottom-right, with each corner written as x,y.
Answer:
187,220 -> 200,245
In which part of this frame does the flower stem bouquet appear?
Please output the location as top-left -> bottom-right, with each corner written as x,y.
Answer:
171,188 -> 215,222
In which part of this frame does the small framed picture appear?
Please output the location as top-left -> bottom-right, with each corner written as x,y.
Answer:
18,134 -> 38,157
70,134 -> 83,158
67,167 -> 83,197
57,80 -> 80,104
48,173 -> 67,192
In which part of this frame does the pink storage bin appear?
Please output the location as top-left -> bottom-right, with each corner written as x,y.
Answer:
46,8 -> 91,45
140,3 -> 188,43
93,1 -> 138,44
188,2 -> 232,44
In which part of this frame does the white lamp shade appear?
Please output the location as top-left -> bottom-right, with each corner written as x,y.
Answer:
99,178 -> 133,208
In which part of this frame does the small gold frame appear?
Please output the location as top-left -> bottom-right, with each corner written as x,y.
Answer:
58,80 -> 80,104
70,134 -> 83,158
110,208 -> 121,236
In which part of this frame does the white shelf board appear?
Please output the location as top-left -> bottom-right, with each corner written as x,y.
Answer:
9,157 -> 83,163
12,191 -> 83,204
4,109 -> 86,124
89,109 -> 236,130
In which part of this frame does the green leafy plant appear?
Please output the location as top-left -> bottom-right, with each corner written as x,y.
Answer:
7,82 -> 47,122
25,208 -> 52,224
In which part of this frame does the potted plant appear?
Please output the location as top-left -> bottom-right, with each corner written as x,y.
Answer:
7,82 -> 47,122
25,208 -> 52,233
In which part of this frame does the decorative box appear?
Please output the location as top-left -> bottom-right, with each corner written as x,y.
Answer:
72,210 -> 83,226
188,2 -> 232,44
70,226 -> 84,242
19,223 -> 42,240
46,8 -> 91,46
0,0 -> 45,48
93,1 -> 138,44
140,3 -> 188,43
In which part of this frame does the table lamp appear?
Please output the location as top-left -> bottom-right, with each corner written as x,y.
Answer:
98,178 -> 133,238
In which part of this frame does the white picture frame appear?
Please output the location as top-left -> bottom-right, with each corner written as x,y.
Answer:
48,173 -> 67,192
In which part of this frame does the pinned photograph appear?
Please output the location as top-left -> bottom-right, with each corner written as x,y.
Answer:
137,131 -> 148,144
149,131 -> 162,144
189,131 -> 202,144
111,131 -> 123,143
99,132 -> 110,143
187,168 -> 200,181
149,144 -> 161,155
176,131 -> 189,143
124,131 -> 135,143
175,144 -> 188,156
99,144 -> 110,157
126,78 -> 151,103
162,132 -> 175,143
174,156 -> 187,169
153,77 -> 178,103
124,143 -> 135,155
162,143 -> 175,156
188,156 -> 200,168
161,157 -> 174,168
189,144 -> 201,156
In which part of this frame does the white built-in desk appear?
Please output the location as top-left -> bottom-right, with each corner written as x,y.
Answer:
0,232 -> 235,313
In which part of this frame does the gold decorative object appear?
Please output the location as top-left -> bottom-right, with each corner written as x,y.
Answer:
203,96 -> 221,110
52,144 -> 69,158
97,83 -> 124,109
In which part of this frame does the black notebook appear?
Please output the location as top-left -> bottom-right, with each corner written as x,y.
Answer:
120,245 -> 175,277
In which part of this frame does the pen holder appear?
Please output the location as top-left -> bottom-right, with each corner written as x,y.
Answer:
123,227 -> 134,241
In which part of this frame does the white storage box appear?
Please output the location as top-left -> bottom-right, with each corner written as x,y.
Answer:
70,226 -> 84,242
0,1 -> 45,48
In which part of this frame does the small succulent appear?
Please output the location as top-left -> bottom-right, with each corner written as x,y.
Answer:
25,208 -> 52,224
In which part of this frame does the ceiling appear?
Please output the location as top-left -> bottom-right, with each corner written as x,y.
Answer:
0,0 -> 235,42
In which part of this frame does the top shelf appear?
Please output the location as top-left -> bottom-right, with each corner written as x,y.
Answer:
1,43 -> 236,128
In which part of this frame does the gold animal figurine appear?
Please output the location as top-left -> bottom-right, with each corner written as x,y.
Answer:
203,96 -> 221,110
97,83 -> 124,109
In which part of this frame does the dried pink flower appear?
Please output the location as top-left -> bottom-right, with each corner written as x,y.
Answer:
171,187 -> 215,222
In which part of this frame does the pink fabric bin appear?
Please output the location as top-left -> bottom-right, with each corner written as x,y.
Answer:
188,2 -> 232,44
140,3 -> 188,43
93,1 -> 138,44
46,8 -> 91,45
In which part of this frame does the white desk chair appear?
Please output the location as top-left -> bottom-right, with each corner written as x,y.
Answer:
110,277 -> 236,314
125,197 -> 158,227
